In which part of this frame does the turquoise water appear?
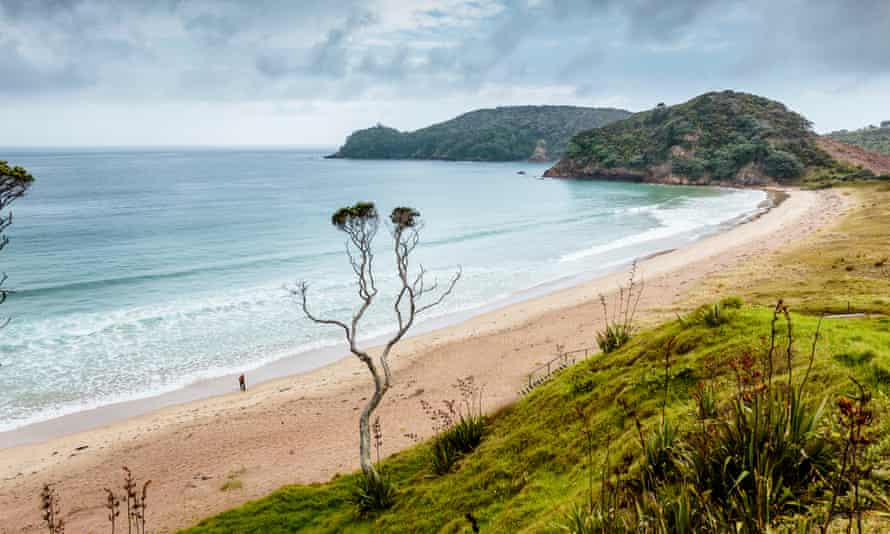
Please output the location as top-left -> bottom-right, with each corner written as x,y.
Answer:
0,148 -> 765,431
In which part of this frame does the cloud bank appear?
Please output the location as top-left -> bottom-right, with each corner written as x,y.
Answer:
1,0 -> 888,145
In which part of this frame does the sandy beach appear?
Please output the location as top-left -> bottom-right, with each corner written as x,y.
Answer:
0,187 -> 850,534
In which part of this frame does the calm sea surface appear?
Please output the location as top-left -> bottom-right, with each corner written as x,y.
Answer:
0,148 -> 765,431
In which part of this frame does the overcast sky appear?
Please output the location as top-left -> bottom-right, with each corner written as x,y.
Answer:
1,0 -> 888,146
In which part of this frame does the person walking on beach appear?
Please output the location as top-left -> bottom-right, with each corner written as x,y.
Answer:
239,373 -> 246,392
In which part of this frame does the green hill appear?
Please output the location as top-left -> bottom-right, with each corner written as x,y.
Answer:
545,91 -> 834,185
828,123 -> 890,156
182,186 -> 890,533
328,106 -> 631,162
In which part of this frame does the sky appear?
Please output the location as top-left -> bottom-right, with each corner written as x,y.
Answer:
1,0 -> 888,146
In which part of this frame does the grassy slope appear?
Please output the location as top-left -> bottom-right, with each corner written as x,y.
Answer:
182,187 -> 890,534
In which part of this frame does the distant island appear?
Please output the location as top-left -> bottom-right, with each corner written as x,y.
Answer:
327,106 -> 631,162
828,121 -> 890,156
545,91 -> 842,186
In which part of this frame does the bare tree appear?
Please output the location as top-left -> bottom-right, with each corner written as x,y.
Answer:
0,161 -> 34,328
294,202 -> 460,484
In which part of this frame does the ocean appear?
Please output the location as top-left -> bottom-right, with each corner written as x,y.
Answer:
0,148 -> 765,433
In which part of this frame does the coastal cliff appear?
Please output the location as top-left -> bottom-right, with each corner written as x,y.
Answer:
328,106 -> 630,162
544,91 -> 833,186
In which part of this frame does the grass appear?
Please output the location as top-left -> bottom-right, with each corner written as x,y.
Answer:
181,308 -> 890,533
181,185 -> 890,533
695,185 -> 890,316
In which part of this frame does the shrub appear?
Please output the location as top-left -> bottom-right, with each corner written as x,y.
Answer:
641,419 -> 681,490
449,414 -> 485,454
350,473 -> 396,515
596,323 -> 632,354
685,386 -> 833,530
701,303 -> 730,327
596,262 -> 643,354
422,376 -> 486,475
430,434 -> 462,476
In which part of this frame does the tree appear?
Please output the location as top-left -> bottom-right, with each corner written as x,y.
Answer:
0,160 -> 34,326
763,149 -> 804,180
295,202 -> 460,485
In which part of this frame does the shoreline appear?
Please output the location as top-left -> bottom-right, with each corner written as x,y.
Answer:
0,187 -> 850,534
0,186 -> 773,446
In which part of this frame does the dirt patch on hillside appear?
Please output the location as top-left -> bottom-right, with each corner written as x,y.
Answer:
817,136 -> 890,174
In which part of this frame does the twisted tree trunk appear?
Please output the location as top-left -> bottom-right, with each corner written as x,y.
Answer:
295,203 -> 459,483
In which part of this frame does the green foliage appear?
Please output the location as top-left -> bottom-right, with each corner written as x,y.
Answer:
429,433 -> 462,476
424,378 -> 487,475
331,106 -> 631,161
596,324 -> 632,354
388,206 -> 420,228
699,302 -> 731,327
669,157 -> 707,178
448,415 -> 486,455
763,149 -> 805,179
182,306 -> 890,533
0,160 -> 35,184
430,415 -> 486,475
828,124 -> 890,156
558,501 -> 632,534
641,419 -> 681,489
350,474 -> 396,516
686,387 -> 833,530
596,263 -> 642,354
330,202 -> 377,228
560,91 -> 829,184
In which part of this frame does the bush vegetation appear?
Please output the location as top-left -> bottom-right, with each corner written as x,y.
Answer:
181,305 -> 890,533
330,106 -> 630,161
596,261 -> 643,354
421,377 -> 486,475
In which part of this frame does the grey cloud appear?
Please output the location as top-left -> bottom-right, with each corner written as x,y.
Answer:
1,0 -> 889,109
255,10 -> 376,79
183,12 -> 245,45
0,39 -> 91,93
623,0 -> 722,43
